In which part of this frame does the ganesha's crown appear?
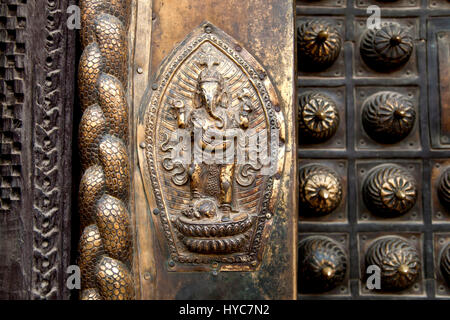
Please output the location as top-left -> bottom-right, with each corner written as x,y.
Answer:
198,67 -> 222,84
196,46 -> 223,83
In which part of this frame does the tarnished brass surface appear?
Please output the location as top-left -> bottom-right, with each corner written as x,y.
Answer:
298,236 -> 347,293
133,0 -> 296,299
365,236 -> 420,292
77,0 -> 133,300
438,32 -> 450,143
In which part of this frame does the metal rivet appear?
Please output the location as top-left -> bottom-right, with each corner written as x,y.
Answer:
274,105 -> 280,112
152,83 -> 158,90
144,272 -> 151,280
205,26 -> 212,33
137,67 -> 143,74
259,72 -> 266,80
139,142 -> 146,149
153,208 -> 160,215
275,173 -> 281,180
265,213 -> 272,219
235,45 -> 242,52
168,260 -> 175,268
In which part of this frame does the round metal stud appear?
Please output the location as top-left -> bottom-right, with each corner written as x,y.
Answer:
298,236 -> 347,293
438,168 -> 450,209
362,91 -> 415,144
363,164 -> 417,217
440,243 -> 450,286
298,92 -> 340,143
297,20 -> 342,71
299,164 -> 343,216
365,236 -> 420,291
360,22 -> 413,72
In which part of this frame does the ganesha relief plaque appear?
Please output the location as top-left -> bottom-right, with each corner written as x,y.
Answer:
137,22 -> 286,271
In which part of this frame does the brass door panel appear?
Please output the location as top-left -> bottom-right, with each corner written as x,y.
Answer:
75,0 -> 296,301
131,0 -> 297,299
72,0 -> 450,301
428,18 -> 450,148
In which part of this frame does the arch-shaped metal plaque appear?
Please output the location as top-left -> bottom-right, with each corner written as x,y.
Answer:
137,22 -> 285,271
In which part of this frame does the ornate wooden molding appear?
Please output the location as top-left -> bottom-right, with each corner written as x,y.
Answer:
31,0 -> 76,300
0,0 -> 75,299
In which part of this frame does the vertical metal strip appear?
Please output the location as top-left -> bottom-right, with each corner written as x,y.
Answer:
131,0 -> 155,299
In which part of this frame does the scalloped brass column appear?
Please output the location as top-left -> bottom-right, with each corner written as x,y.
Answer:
77,0 -> 133,300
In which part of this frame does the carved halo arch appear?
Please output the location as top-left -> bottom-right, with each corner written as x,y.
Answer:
137,22 -> 286,271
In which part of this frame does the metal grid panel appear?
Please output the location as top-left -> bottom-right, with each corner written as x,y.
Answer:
296,0 -> 450,299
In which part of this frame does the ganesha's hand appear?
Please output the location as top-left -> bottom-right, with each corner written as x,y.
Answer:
170,99 -> 185,110
240,115 -> 249,129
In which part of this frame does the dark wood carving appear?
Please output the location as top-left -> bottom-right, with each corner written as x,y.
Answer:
0,0 -> 75,299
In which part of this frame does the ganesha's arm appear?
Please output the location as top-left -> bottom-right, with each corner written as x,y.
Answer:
170,100 -> 187,128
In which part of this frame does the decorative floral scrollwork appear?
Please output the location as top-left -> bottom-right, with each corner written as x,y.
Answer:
363,164 -> 417,217
299,165 -> 343,216
360,22 -> 413,72
298,92 -> 340,143
440,243 -> 450,286
297,20 -> 342,71
362,91 -> 416,144
298,236 -> 347,293
438,168 -> 450,209
365,236 -> 420,291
